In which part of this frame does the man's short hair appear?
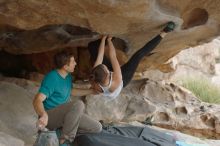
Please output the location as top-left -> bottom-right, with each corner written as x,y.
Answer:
54,51 -> 74,69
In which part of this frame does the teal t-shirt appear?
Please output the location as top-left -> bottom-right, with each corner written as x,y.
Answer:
39,70 -> 73,110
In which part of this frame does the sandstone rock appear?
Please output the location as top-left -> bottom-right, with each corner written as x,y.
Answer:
135,38 -> 220,82
85,79 -> 220,139
0,76 -> 220,142
1,0 -> 220,74
0,132 -> 24,146
27,72 -> 44,83
0,81 -> 37,145
0,76 -> 40,95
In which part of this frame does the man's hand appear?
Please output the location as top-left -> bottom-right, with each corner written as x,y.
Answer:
33,93 -> 48,130
91,88 -> 100,95
90,81 -> 103,94
37,112 -> 48,130
90,86 -> 102,94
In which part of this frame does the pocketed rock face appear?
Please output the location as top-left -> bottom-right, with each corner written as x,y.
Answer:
0,0 -> 220,74
0,76 -> 220,142
85,79 -> 220,139
139,80 -> 220,139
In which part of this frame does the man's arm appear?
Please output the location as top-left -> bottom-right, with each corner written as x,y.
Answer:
33,93 -> 48,129
71,88 -> 97,97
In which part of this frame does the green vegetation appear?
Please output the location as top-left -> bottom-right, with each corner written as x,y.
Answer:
181,78 -> 220,104
216,48 -> 220,63
216,58 -> 220,63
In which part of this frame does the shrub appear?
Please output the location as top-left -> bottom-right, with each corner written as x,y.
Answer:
181,78 -> 220,104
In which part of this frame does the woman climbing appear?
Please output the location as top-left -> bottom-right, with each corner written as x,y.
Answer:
89,21 -> 176,100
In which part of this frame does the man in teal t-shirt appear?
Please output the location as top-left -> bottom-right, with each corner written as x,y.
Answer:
39,69 -> 72,110
33,51 -> 102,145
